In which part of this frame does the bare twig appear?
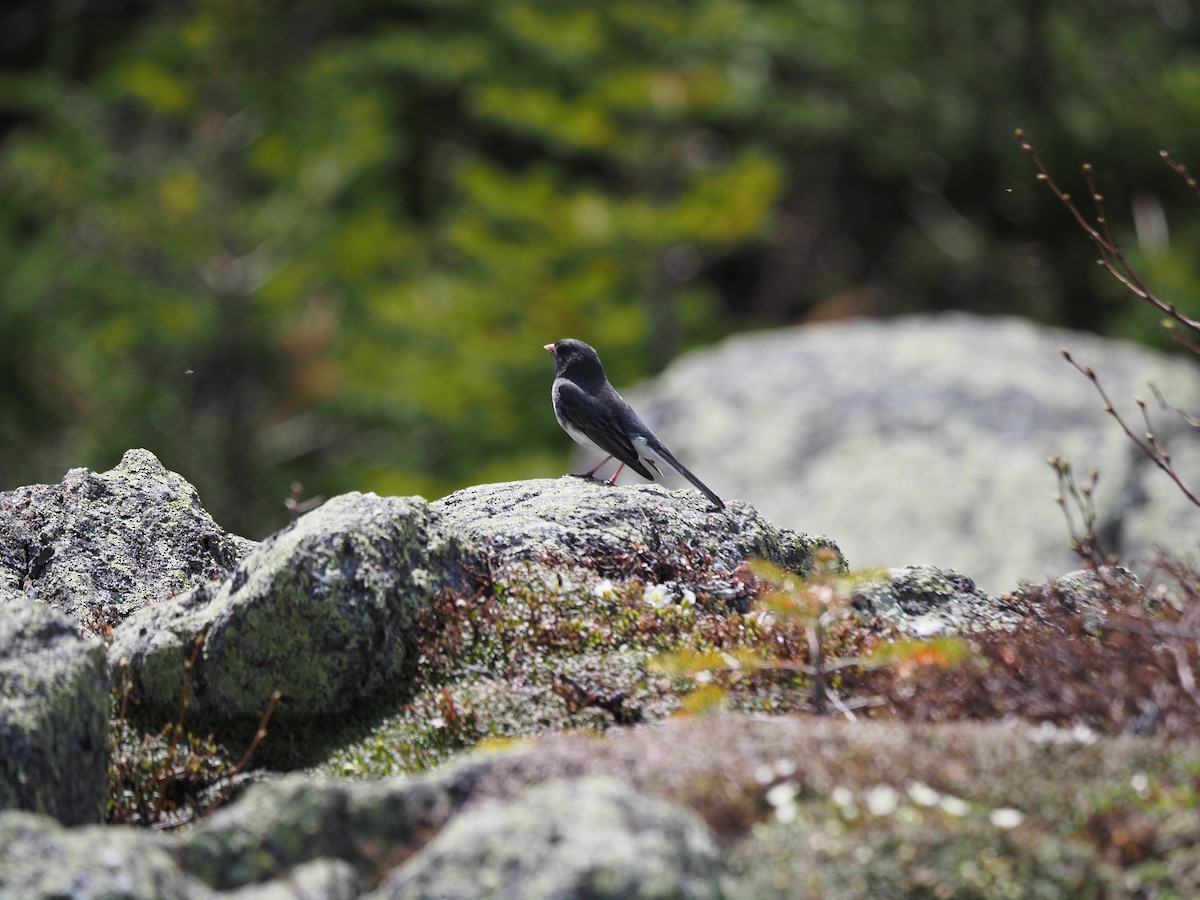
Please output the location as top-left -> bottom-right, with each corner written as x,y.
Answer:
1019,131 -> 1200,514
1061,348 -> 1199,508
198,690 -> 283,822
1152,383 -> 1200,431
1015,129 -> 1200,335
1161,150 -> 1200,203
152,631 -> 205,820
1048,453 -> 1112,566
553,672 -> 642,725
806,614 -> 825,715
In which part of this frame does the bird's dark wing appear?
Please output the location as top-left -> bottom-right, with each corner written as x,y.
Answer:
554,379 -> 657,480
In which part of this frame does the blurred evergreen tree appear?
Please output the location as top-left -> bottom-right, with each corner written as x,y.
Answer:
0,0 -> 1197,535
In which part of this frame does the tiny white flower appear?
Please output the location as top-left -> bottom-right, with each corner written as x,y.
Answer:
1025,722 -> 1058,745
429,716 -> 446,730
766,781 -> 799,824
939,794 -> 970,817
830,786 -> 855,809
753,764 -> 776,785
765,781 -> 798,807
907,782 -> 941,807
679,589 -> 697,608
989,808 -> 1024,829
643,584 -> 670,608
907,616 -> 945,637
592,579 -> 616,599
747,610 -> 776,629
864,785 -> 900,817
1130,772 -> 1150,798
1070,723 -> 1099,745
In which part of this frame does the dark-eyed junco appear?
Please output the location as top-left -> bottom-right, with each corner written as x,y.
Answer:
544,338 -> 725,510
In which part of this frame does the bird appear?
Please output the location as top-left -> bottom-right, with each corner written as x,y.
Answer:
544,338 -> 725,510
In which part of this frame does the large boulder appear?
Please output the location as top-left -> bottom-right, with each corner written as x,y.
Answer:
0,448 -> 252,631
628,313 -> 1200,592
109,492 -> 469,723
0,598 -> 109,825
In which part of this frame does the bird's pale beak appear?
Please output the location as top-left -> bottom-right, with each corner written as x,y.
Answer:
543,343 -> 555,355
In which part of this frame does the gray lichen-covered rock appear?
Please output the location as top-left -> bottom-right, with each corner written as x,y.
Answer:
1049,567 -> 1141,610
223,858 -> 362,899
0,448 -> 251,631
852,565 -> 1147,638
851,565 -> 1007,635
0,810 -> 213,898
433,477 -> 841,604
0,599 -> 109,825
372,776 -> 723,900
109,492 -> 468,723
176,772 -> 455,891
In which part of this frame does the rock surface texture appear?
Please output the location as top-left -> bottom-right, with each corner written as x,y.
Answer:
627,313 -> 1200,592
110,492 -> 469,723
372,776 -> 723,900
0,448 -> 251,630
432,477 -> 841,608
0,598 -> 109,826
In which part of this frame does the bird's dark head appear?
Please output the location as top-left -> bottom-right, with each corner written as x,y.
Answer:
543,338 -> 607,384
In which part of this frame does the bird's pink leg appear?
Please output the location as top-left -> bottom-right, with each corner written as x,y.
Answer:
575,455 -> 613,479
604,462 -> 626,486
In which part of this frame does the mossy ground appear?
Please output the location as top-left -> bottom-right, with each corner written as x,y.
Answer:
318,562 -> 804,778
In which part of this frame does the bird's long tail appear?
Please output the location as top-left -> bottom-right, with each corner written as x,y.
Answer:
645,441 -> 725,510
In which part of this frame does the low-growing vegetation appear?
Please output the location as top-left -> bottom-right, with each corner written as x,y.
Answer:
107,634 -> 279,827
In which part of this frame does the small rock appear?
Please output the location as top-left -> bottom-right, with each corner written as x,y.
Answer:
372,776 -> 723,900
176,772 -> 455,891
851,565 -> 1010,633
0,810 -> 211,898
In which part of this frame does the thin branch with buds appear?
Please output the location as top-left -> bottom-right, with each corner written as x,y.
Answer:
1161,150 -> 1200,203
1060,348 -> 1199,508
1014,129 -> 1200,336
1047,454 -> 1111,567
1018,129 -> 1200,510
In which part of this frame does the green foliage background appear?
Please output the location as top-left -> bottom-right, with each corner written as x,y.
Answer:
1,0 -> 1198,536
